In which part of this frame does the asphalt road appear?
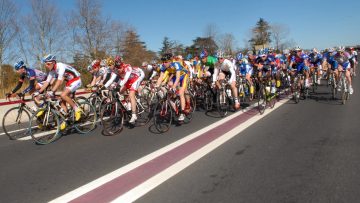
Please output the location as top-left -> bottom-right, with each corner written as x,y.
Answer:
0,67 -> 359,203
138,70 -> 360,203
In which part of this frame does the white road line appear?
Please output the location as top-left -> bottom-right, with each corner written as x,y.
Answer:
49,98 -> 289,203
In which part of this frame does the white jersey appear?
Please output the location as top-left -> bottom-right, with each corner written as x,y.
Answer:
46,62 -> 80,82
213,59 -> 237,83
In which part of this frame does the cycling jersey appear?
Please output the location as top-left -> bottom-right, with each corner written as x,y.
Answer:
309,53 -> 323,66
201,56 -> 218,74
238,61 -> 253,76
213,59 -> 237,84
46,62 -> 80,83
334,52 -> 351,69
12,67 -> 47,94
116,64 -> 144,91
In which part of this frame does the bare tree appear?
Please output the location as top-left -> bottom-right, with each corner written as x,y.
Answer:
0,0 -> 18,64
271,23 -> 290,51
111,21 -> 128,56
217,33 -> 237,56
70,0 -> 111,60
20,0 -> 65,68
203,23 -> 219,41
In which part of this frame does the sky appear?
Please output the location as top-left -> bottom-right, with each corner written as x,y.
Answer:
15,0 -> 360,52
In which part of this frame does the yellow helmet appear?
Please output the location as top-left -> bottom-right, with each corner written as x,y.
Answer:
106,56 -> 114,66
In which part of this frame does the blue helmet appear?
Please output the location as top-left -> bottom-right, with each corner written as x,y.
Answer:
200,50 -> 208,59
186,54 -> 193,60
14,60 -> 25,70
301,54 -> 309,60
236,53 -> 243,61
42,54 -> 56,63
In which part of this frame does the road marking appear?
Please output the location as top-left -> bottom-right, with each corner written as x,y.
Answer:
49,97 -> 290,203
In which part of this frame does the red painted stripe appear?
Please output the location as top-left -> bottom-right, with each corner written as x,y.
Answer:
70,107 -> 258,203
0,91 -> 89,106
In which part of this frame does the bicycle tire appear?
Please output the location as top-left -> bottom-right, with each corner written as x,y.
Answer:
134,96 -> 151,126
257,85 -> 266,115
153,100 -> 172,133
100,101 -> 123,135
2,107 -> 31,140
216,88 -> 229,117
74,100 -> 97,134
29,108 -> 60,145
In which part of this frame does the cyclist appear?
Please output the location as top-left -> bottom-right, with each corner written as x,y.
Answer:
111,56 -> 145,124
38,54 -> 82,130
156,53 -> 190,121
349,47 -> 357,76
8,60 -> 47,100
200,49 -> 218,75
333,46 -> 353,94
308,48 -> 323,85
255,49 -> 277,94
289,46 -> 310,88
213,50 -> 240,110
237,52 -> 254,93
86,59 -> 110,88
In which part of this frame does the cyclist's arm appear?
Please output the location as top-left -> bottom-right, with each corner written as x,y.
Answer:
172,71 -> 181,88
10,75 -> 25,94
104,72 -> 117,88
119,70 -> 132,87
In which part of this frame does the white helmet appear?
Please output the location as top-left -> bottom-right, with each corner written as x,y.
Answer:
337,46 -> 345,52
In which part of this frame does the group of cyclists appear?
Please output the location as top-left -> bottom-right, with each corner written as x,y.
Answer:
6,45 -> 358,132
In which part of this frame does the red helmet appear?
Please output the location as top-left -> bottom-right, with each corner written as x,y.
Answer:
114,55 -> 123,66
91,59 -> 101,68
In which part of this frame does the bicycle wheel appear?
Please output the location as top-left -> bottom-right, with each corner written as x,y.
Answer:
100,101 -> 123,135
216,89 -> 229,117
134,96 -> 151,126
153,100 -> 172,133
184,92 -> 196,123
2,107 -> 31,140
203,89 -> 214,111
29,108 -> 60,145
74,100 -> 97,134
257,85 -> 266,115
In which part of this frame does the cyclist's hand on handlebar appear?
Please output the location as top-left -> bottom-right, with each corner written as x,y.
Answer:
17,93 -> 24,98
46,91 -> 54,98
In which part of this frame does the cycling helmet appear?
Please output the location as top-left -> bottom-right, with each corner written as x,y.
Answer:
100,59 -> 106,67
114,55 -> 123,66
14,60 -> 25,70
246,50 -> 254,56
42,54 -> 56,63
91,59 -> 101,68
294,46 -> 302,51
337,46 -> 345,52
200,50 -> 208,59
86,65 -> 92,71
141,61 -> 148,67
161,53 -> 173,62
301,54 -> 309,60
186,54 -> 192,60
236,53 -> 243,61
283,49 -> 290,55
312,48 -> 318,53
216,50 -> 224,58
258,49 -> 266,57
150,59 -> 157,65
106,56 -> 115,66
328,47 -> 335,53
